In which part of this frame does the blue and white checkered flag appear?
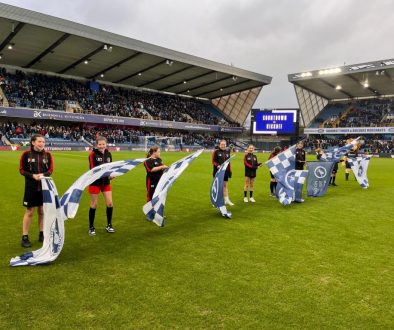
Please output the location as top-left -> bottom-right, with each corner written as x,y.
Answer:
143,149 -> 203,227
210,156 -> 234,219
275,169 -> 308,205
294,170 -> 308,201
321,137 -> 360,162
266,145 -> 297,205
60,159 -> 145,220
266,145 -> 296,178
10,177 -> 64,266
347,155 -> 371,189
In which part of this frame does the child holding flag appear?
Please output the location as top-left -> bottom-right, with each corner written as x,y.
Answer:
243,144 -> 262,202
19,134 -> 54,247
88,136 -> 115,236
144,146 -> 168,201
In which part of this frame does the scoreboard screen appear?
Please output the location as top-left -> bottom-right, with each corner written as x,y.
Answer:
252,109 -> 298,135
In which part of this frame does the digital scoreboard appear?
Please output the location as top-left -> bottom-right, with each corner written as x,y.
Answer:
252,109 -> 298,135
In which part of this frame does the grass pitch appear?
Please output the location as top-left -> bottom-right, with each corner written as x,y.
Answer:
0,151 -> 393,329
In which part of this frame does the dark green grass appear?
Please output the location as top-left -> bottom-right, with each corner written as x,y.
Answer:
0,151 -> 393,329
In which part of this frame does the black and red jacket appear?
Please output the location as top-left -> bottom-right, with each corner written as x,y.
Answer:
19,149 -> 54,191
89,148 -> 112,186
212,148 -> 232,177
144,157 -> 164,183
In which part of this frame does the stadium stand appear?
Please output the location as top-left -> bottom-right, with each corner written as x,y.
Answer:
0,67 -> 238,127
307,98 -> 394,129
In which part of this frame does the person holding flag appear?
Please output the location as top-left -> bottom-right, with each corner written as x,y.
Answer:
268,146 -> 281,196
212,140 -> 234,206
344,139 -> 360,181
243,144 -> 262,203
144,146 -> 168,202
295,141 -> 306,170
88,136 -> 115,236
19,134 -> 54,248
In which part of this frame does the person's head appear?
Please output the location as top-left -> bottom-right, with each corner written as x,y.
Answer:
296,141 -> 304,149
247,144 -> 254,153
147,146 -> 160,158
31,134 -> 45,152
273,146 -> 281,154
219,140 -> 227,151
96,136 -> 107,152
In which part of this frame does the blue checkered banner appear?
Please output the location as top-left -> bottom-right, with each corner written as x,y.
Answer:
306,161 -> 335,197
266,145 -> 297,205
10,159 -> 145,267
210,156 -> 234,219
10,177 -> 64,266
320,137 -> 360,162
60,159 -> 145,220
347,155 -> 371,189
143,149 -> 203,227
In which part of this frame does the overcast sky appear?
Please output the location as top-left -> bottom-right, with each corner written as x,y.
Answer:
2,0 -> 394,108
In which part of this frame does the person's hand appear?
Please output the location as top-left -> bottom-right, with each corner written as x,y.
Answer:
33,174 -> 43,181
162,165 -> 169,170
109,176 -> 115,180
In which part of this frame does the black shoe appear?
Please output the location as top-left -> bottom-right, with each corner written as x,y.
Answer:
21,237 -> 31,248
38,232 -> 44,242
332,183 -> 338,186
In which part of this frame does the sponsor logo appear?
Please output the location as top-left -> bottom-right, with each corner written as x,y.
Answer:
33,111 -> 42,118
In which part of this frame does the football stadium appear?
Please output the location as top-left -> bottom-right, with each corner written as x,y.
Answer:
1,2 -> 393,329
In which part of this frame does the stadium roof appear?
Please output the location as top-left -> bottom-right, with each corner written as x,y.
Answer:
288,58 -> 394,100
0,3 -> 271,101
288,58 -> 394,127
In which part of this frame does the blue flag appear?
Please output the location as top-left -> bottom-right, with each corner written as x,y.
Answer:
10,177 -> 64,266
143,149 -> 203,227
266,145 -> 296,205
321,137 -> 360,162
347,155 -> 371,189
10,159 -> 145,267
60,159 -> 145,220
306,161 -> 335,197
210,156 -> 233,218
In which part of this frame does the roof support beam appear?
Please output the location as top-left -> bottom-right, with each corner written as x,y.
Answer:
0,22 -> 25,52
137,65 -> 194,88
88,52 -> 141,79
195,81 -> 262,98
179,75 -> 232,95
317,78 -> 354,98
24,33 -> 70,68
58,45 -> 104,74
160,70 -> 215,91
347,74 -> 381,96
115,60 -> 166,84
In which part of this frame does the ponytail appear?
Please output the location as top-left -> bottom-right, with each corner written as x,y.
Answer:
147,146 -> 159,158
